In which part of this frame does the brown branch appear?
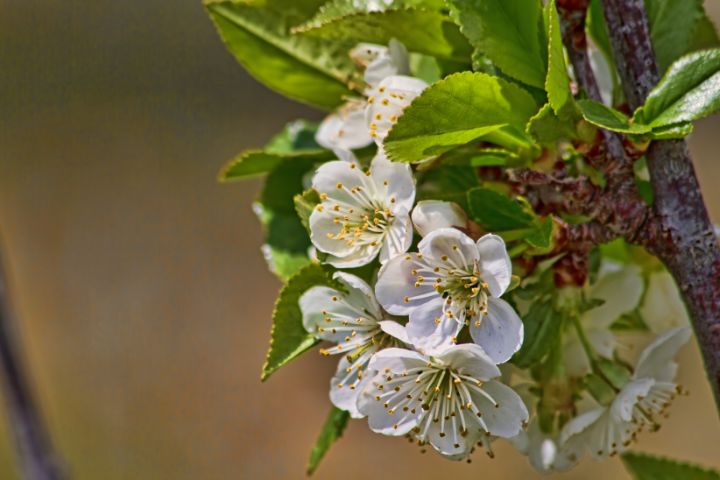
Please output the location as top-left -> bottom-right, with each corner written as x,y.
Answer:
601,0 -> 720,412
0,240 -> 65,480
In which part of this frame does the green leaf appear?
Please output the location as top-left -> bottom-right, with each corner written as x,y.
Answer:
219,149 -> 331,180
622,452 -> 720,480
543,0 -> 572,116
526,103 -> 582,145
294,189 -> 320,231
265,119 -> 324,153
577,99 -> 651,134
586,0 -> 614,69
526,215 -> 554,249
307,406 -> 350,475
513,298 -> 562,368
466,187 -> 534,231
690,13 -> 720,51
417,165 -> 479,209
262,264 -> 339,381
634,49 -> 720,127
645,0 -> 703,73
449,0 -> 547,88
295,7 -> 472,62
206,1 -> 355,110
384,72 -> 538,162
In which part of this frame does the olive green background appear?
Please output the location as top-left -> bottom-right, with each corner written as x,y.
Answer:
1,2 -> 719,479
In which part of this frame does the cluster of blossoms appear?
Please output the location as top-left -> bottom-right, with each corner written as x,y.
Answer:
295,41 -> 692,469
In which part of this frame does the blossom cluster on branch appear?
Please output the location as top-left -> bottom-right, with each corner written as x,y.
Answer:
205,0 -> 720,475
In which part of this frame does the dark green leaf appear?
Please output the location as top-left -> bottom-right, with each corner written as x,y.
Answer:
417,165 -> 479,209
513,298 -> 562,368
645,0 -> 703,73
307,407 -> 350,475
262,264 -> 339,381
634,49 -> 720,127
384,72 -> 538,162
265,119 -> 323,153
294,7 -> 472,62
690,13 -> 720,51
449,0 -> 547,88
526,215 -> 554,249
622,452 -> 720,480
206,1 -> 355,110
577,99 -> 651,134
466,187 -> 535,231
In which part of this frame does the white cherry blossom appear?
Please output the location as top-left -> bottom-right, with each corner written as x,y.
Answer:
411,200 -> 468,237
564,264 -> 644,376
559,327 -> 691,459
358,344 -> 528,459
640,270 -> 689,333
367,75 -> 428,146
300,272 -> 408,418
309,152 -> 415,267
375,228 -> 523,362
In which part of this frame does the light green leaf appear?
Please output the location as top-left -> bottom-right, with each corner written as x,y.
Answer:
466,187 -> 535,231
544,0 -> 572,116
219,149 -> 331,180
622,452 -> 720,480
206,1 -> 355,110
648,122 -> 694,140
306,407 -> 350,475
384,72 -> 538,162
586,0 -> 614,68
294,8 -> 472,62
526,215 -> 554,249
526,103 -> 582,145
294,189 -> 320,231
449,0 -> 546,88
645,0 -> 703,73
512,298 -> 562,368
261,264 -> 339,381
634,49 -> 720,127
577,99 -> 651,134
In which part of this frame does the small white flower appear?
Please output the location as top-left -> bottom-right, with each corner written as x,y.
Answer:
300,272 -> 408,418
559,326 -> 691,459
564,264 -> 644,376
640,270 -> 689,333
375,228 -> 523,363
315,100 -> 373,157
411,200 -> 468,237
511,419 -> 580,473
351,39 -> 410,95
367,75 -> 428,146
309,152 -> 415,267
358,344 -> 528,459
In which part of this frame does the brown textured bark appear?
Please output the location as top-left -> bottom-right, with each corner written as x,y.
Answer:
0,243 -> 65,480
600,0 -> 720,411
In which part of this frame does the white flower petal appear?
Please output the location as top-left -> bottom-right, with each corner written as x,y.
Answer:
411,200 -> 467,237
417,227 -> 480,268
559,408 -> 604,445
379,214 -> 413,264
611,378 -> 654,422
311,159 -> 366,198
367,75 -> 428,145
406,297 -> 459,353
370,151 -> 416,212
633,326 -> 691,382
475,234 -> 512,297
470,380 -> 528,438
469,298 -> 524,364
315,102 -> 373,154
329,356 -> 370,418
433,343 -> 500,381
582,265 -> 643,329
375,253 -> 437,315
426,419 -> 478,460
366,347 -> 428,373
640,270 -> 689,333
308,209 -> 356,257
377,320 -> 410,344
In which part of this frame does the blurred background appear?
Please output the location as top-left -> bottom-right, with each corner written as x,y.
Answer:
1,1 -> 719,479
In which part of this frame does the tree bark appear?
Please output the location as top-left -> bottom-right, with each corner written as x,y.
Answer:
601,0 -> 720,411
0,242 -> 65,479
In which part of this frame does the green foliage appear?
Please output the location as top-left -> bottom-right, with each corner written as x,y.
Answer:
262,264 -> 339,381
513,297 -> 562,368
543,0 -> 573,117
577,100 -> 651,134
634,49 -> 720,128
206,1 -> 355,110
417,165 -> 479,209
307,406 -> 350,475
384,72 -> 538,162
527,103 -> 582,145
622,452 -> 720,480
466,187 -> 554,251
294,189 -> 320,231
691,13 -> 720,51
295,7 -> 472,62
449,0 -> 546,88
645,0 -> 710,73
